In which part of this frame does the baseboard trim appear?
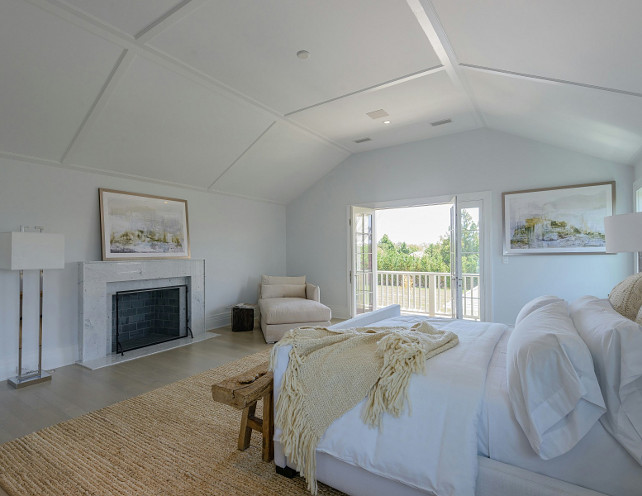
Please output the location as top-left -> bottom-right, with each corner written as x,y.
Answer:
207,312 -> 230,330
207,311 -> 260,330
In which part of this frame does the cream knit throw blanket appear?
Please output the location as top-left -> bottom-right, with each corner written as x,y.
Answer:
270,322 -> 459,494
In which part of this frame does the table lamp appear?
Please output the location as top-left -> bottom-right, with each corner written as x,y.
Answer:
0,228 -> 65,388
605,212 -> 642,254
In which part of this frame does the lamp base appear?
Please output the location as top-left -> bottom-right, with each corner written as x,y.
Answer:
8,371 -> 52,389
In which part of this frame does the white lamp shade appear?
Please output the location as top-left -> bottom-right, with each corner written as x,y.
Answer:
604,213 -> 642,253
0,232 -> 65,270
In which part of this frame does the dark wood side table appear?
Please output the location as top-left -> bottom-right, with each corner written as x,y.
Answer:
232,304 -> 254,332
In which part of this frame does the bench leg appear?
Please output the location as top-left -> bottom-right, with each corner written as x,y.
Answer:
262,391 -> 274,462
238,402 -> 256,451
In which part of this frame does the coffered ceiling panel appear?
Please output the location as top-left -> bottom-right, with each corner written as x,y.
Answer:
430,0 -> 642,94
290,71 -> 479,152
211,122 -> 350,203
60,0 -> 185,37
148,0 -> 442,114
66,55 -> 275,187
0,0 -> 123,161
465,69 -> 642,164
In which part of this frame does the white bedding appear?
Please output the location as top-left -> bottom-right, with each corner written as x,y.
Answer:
274,315 -> 506,496
481,329 -> 642,496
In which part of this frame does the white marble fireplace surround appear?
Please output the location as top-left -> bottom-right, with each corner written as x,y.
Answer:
79,259 -> 205,367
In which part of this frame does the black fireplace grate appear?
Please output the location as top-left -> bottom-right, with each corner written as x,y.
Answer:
112,285 -> 192,355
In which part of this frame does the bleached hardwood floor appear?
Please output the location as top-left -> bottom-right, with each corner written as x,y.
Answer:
0,320 -> 341,496
0,326 -> 272,446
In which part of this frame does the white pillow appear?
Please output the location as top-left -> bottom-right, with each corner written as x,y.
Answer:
261,284 -> 306,299
261,275 -> 306,286
569,295 -> 642,465
507,300 -> 606,460
306,283 -> 320,302
514,295 -> 564,326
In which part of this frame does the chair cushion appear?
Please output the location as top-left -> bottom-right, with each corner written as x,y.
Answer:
261,275 -> 306,286
261,284 -> 306,299
259,297 -> 331,325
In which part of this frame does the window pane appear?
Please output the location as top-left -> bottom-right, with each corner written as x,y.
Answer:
356,274 -> 364,292
462,254 -> 479,274
358,214 -> 366,234
364,273 -> 372,292
362,253 -> 372,271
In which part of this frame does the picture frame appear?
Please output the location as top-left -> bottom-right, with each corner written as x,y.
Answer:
99,189 -> 190,260
503,181 -> 615,255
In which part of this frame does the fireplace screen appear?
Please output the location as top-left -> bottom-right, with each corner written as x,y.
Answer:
112,285 -> 191,354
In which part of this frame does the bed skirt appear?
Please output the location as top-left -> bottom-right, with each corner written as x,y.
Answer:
274,443 -> 607,496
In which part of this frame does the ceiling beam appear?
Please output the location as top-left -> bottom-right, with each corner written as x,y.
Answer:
406,0 -> 487,127
61,49 -> 135,165
23,0 -> 352,156
285,65 -> 444,117
135,0 -> 209,43
461,63 -> 642,99
208,122 -> 276,191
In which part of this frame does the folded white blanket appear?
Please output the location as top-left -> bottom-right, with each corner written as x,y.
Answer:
271,322 -> 459,494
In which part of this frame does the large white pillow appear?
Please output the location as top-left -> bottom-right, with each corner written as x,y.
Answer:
514,295 -> 564,326
507,300 -> 606,460
569,295 -> 642,465
261,284 -> 306,299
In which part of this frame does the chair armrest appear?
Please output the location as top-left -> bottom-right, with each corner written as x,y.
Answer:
306,283 -> 320,302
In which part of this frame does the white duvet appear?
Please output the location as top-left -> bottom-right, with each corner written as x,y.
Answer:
273,316 -> 507,496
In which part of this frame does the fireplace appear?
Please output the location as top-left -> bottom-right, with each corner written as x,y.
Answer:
112,285 -> 190,354
78,260 -> 206,366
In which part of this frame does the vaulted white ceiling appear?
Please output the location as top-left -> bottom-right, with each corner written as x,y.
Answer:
1,0 -> 641,204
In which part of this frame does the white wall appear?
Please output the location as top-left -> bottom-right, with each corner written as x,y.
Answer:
286,128 -> 634,324
635,156 -> 642,182
0,157 -> 286,380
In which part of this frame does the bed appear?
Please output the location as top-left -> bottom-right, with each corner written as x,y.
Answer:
271,301 -> 642,496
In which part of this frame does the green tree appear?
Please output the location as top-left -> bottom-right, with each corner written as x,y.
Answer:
376,212 -> 479,275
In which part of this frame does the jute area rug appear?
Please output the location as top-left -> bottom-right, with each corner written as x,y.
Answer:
0,350 -> 345,496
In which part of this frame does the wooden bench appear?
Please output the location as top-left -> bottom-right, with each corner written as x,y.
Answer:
211,361 -> 274,462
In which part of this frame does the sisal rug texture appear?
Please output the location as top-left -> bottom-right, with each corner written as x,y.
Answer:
0,350 -> 345,496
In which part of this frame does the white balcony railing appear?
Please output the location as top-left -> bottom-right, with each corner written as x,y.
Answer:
376,271 -> 480,320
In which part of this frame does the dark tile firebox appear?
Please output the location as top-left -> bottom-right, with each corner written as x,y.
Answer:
111,285 -> 190,354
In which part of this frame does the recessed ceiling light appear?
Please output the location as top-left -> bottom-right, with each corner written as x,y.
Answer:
383,120 -> 391,125
296,50 -> 310,59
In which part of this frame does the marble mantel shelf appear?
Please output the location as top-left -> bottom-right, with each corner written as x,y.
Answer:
78,259 -> 205,364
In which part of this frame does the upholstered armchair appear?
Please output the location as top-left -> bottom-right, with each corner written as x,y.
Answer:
258,275 -> 332,343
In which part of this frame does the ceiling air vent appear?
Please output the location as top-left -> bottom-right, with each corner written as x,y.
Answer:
354,137 -> 372,144
431,118 -> 452,127
366,109 -> 389,120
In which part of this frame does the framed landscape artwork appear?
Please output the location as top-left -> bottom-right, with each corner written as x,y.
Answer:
99,189 -> 190,260
503,181 -> 615,255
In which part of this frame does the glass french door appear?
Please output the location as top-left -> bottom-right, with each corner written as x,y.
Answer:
351,206 -> 376,315
450,198 -> 462,319
350,197 -> 483,320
